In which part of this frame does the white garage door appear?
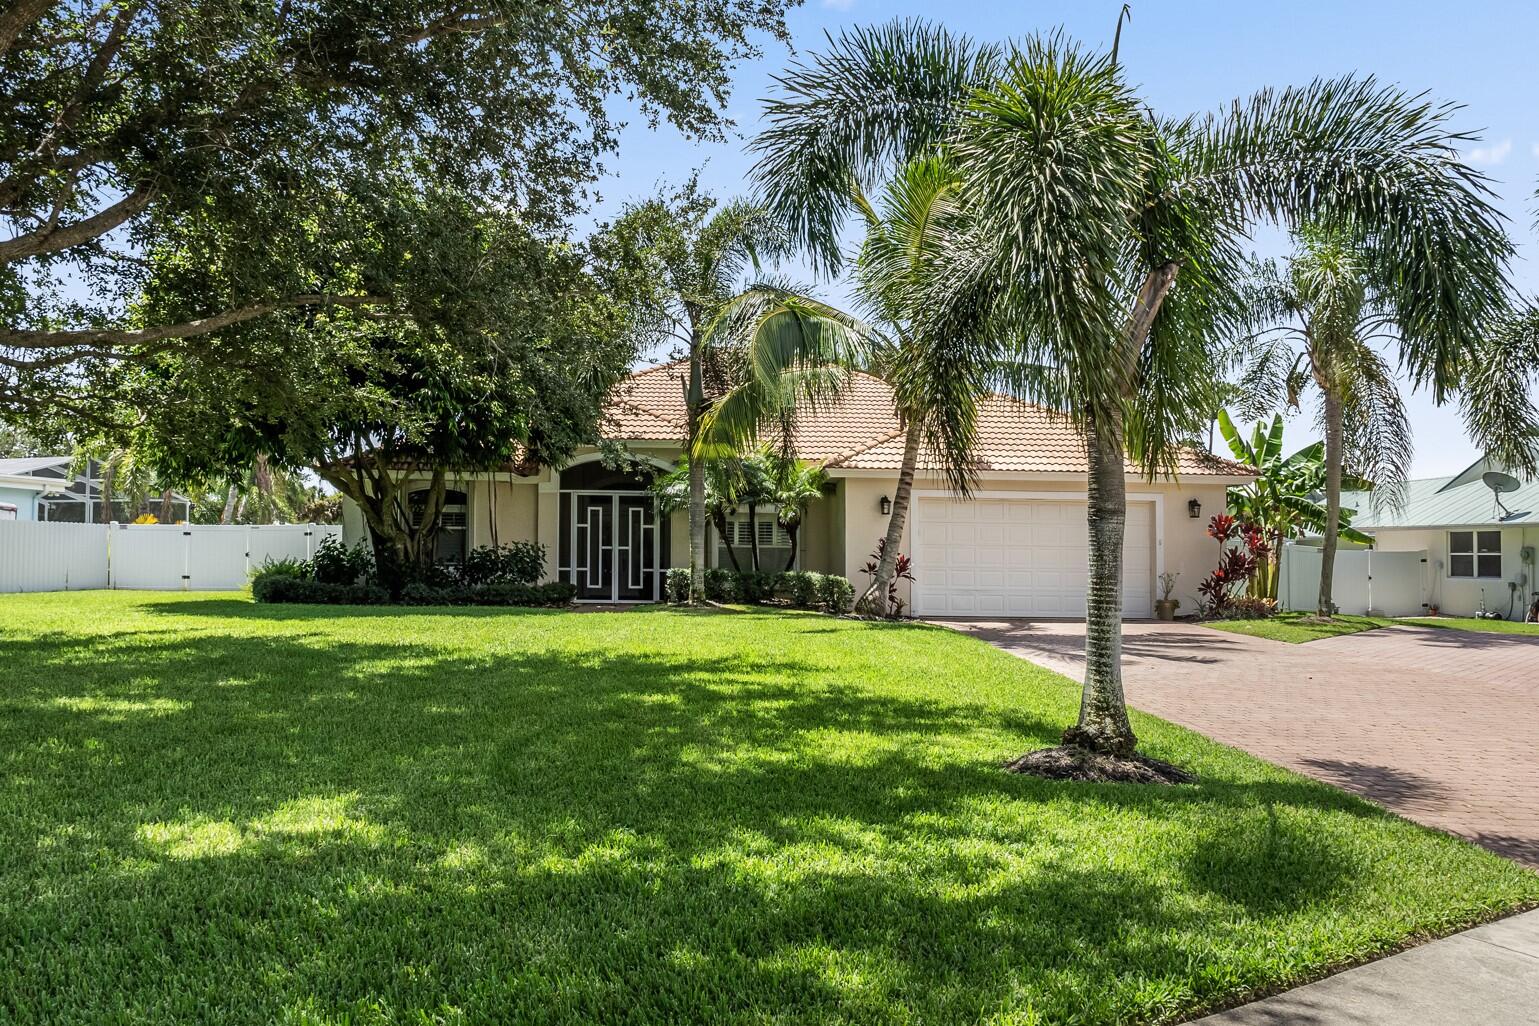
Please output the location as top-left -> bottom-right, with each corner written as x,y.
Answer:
912,497 -> 1154,618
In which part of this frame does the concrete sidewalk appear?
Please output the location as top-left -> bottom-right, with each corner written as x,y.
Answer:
1190,909 -> 1539,1025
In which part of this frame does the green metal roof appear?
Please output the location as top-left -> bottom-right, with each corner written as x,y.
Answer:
1343,458 -> 1538,530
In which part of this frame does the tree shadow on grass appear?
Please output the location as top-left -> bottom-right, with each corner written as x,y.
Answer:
0,605 -> 1519,1025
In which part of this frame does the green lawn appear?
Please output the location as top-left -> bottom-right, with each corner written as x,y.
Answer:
1201,612 -> 1394,644
1398,616 -> 1539,636
2,593 -> 1534,1025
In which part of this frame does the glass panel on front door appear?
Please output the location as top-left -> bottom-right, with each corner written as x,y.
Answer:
615,495 -> 658,602
573,495 -> 613,601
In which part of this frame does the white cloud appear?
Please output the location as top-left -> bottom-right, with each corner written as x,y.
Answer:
1464,138 -> 1512,165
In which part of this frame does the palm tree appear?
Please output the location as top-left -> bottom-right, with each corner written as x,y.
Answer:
745,22 -> 1003,612
1239,224 -> 1539,616
1237,226 -> 1415,616
652,453 -> 747,572
925,35 -> 1516,761
605,181 -> 787,603
767,455 -> 828,571
1216,410 -> 1371,600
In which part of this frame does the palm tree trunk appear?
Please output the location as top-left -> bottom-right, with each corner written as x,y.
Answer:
220,484 -> 239,525
688,458 -> 706,602
1063,418 -> 1138,756
687,333 -> 707,604
159,488 -> 175,523
1318,385 -> 1345,618
784,523 -> 799,571
857,419 -> 922,615
712,510 -> 741,572
746,502 -> 760,572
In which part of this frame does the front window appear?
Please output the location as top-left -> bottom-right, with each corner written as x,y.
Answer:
410,488 -> 469,564
1448,530 -> 1501,579
716,510 -> 793,570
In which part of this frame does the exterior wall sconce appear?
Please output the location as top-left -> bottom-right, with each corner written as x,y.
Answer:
1188,498 -> 1202,519
879,495 -> 892,516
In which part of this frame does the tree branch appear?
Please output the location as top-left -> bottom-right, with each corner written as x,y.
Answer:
0,0 -> 52,59
0,182 -> 154,261
0,293 -> 393,350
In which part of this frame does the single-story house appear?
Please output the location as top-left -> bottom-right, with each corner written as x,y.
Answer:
340,363 -> 1254,616
1341,458 -> 1539,619
0,456 -> 192,524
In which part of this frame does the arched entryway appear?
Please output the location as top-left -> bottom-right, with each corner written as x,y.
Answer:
557,460 -> 667,602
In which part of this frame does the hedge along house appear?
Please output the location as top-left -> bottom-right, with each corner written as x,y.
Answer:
1339,458 -> 1539,619
339,362 -> 1255,614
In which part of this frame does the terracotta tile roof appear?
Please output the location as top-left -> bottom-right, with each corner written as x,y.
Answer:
604,363 -> 1252,478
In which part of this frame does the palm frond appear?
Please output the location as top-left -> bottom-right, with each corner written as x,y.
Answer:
751,18 -> 1002,274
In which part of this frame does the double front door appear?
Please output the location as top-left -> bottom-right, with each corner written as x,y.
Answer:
571,493 -> 659,602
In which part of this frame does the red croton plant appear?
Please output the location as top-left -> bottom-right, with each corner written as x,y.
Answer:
1198,514 -> 1276,618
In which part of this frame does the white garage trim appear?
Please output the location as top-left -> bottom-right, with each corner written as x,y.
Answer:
909,490 -> 1164,618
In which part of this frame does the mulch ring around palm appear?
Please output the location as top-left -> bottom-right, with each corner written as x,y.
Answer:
1005,745 -> 1196,785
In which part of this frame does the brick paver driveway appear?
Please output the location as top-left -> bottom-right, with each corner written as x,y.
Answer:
940,619 -> 1539,866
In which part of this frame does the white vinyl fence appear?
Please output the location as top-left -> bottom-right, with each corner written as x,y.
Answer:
1278,542 -> 1428,617
0,521 -> 341,593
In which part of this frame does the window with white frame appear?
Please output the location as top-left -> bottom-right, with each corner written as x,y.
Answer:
716,510 -> 793,568
1448,530 -> 1501,579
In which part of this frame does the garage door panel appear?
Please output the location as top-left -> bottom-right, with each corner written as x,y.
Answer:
914,497 -> 1153,618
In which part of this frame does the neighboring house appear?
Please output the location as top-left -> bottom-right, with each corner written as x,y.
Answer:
0,457 -> 192,524
339,363 -> 1254,615
1341,458 -> 1539,619
0,468 -> 61,520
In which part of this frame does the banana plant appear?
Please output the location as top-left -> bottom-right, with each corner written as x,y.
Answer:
1218,410 -> 1372,599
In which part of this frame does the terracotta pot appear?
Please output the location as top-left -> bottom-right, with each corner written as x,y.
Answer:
1154,599 -> 1179,622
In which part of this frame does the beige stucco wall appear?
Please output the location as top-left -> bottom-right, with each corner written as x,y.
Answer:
1369,524 -> 1539,618
337,451 -> 1241,615
834,471 -> 1234,614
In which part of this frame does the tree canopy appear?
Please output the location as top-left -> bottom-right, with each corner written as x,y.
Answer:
0,0 -> 796,424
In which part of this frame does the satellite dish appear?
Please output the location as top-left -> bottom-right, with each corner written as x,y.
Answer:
1483,471 -> 1522,517
1484,470 -> 1522,494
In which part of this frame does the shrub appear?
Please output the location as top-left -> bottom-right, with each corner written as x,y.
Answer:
253,575 -> 389,605
782,570 -> 819,609
251,555 -> 310,584
704,568 -> 740,603
736,570 -> 777,604
860,539 -> 915,617
457,541 -> 546,587
1218,596 -> 1277,620
664,567 -> 691,604
311,536 -> 374,585
816,573 -> 854,615
398,581 -> 577,607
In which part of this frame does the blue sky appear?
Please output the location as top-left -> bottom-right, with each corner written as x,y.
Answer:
591,1 -> 1539,478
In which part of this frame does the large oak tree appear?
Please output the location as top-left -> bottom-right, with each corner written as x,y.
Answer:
0,0 -> 796,423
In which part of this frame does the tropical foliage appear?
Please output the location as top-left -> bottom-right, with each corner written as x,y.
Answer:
740,22 -> 1003,614
1217,411 -> 1371,599
600,182 -> 791,600
908,29 -> 1515,761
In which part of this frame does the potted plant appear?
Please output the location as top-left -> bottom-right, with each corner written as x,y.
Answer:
1155,572 -> 1181,621
1427,603 -> 1440,616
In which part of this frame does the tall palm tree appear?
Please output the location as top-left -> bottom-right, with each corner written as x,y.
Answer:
1240,225 -> 1539,616
605,181 -> 787,603
924,35 -> 1516,760
746,23 -> 1003,612
1238,226 -> 1416,615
